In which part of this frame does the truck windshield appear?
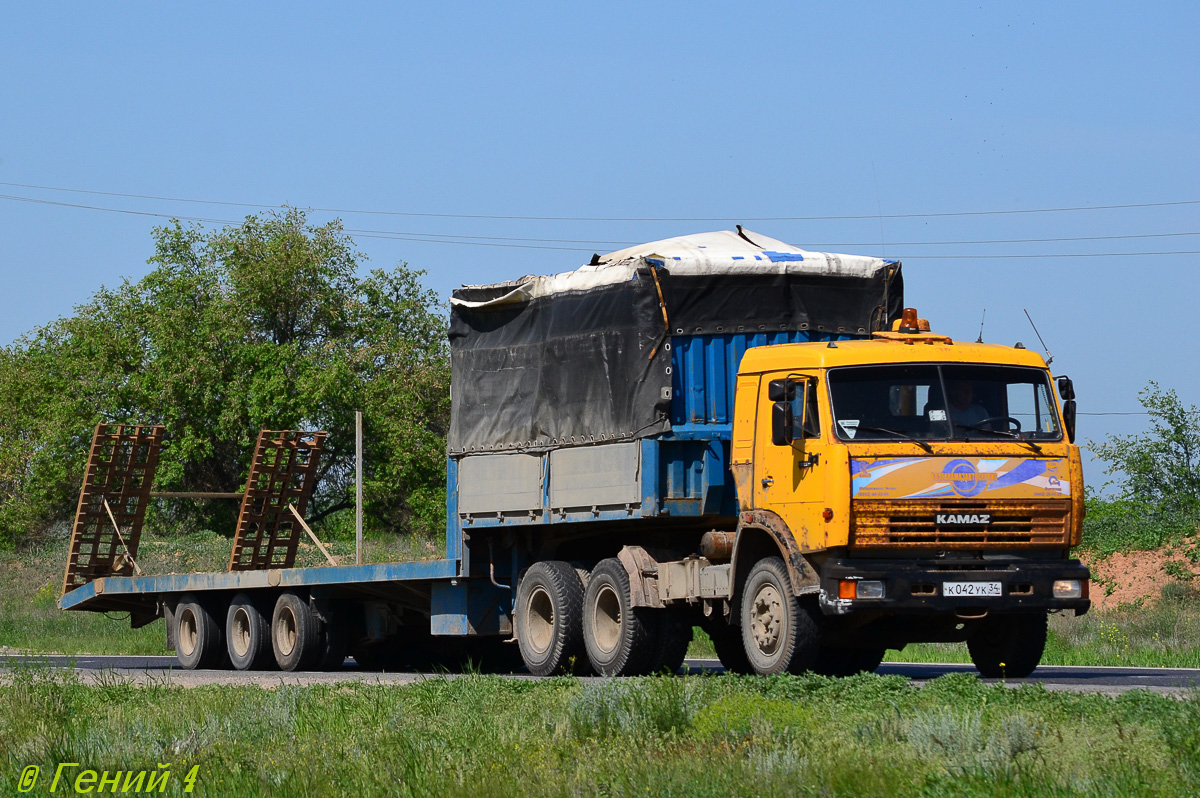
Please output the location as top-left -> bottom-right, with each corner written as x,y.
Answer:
827,364 -> 1062,442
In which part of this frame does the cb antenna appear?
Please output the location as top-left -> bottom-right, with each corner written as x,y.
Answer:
976,308 -> 986,343
1023,308 -> 1053,365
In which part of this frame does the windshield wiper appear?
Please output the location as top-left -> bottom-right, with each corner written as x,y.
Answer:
953,424 -> 1042,453
854,426 -> 934,452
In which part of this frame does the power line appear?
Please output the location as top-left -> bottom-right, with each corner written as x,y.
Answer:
1078,412 -> 1150,416
2,179 -> 1199,222
3,191 -> 1199,258
813,231 -> 1200,247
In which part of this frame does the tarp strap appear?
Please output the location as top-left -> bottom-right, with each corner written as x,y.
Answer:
647,264 -> 670,361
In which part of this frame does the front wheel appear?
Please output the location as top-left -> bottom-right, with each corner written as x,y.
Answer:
812,645 -> 886,677
740,557 -> 821,675
967,612 -> 1047,678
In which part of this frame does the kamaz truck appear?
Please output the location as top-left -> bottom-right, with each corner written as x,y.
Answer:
60,228 -> 1089,677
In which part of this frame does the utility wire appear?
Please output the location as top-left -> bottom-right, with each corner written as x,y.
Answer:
3,191 -> 1200,257
2,179 -> 1199,222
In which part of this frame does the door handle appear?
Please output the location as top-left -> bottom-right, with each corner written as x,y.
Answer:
761,476 -> 774,488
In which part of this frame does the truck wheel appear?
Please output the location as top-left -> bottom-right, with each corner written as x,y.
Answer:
271,591 -> 322,672
515,560 -> 588,676
812,646 -> 886,677
646,608 -> 693,674
583,558 -> 655,676
175,594 -> 227,670
226,593 -> 273,671
708,623 -> 753,674
740,557 -> 821,675
968,612 -> 1047,678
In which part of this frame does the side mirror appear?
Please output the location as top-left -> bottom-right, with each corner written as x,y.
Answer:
768,379 -> 796,402
772,401 -> 794,446
1062,399 -> 1077,443
1057,375 -> 1075,401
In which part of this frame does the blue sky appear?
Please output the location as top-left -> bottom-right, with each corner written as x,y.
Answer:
2,2 -> 1197,489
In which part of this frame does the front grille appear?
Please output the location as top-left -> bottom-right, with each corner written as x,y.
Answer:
851,500 -> 1071,549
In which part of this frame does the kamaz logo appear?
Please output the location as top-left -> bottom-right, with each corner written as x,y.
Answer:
936,513 -> 991,525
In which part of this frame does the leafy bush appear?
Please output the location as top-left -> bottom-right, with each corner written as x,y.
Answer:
0,209 -> 450,547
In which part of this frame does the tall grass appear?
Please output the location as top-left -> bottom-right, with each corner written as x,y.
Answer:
1,668 -> 1197,797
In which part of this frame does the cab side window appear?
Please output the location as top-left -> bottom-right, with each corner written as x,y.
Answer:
802,379 -> 821,438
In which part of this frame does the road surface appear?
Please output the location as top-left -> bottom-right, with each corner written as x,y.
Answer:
2,655 -> 1197,694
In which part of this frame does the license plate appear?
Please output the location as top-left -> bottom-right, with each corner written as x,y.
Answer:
942,581 -> 1002,597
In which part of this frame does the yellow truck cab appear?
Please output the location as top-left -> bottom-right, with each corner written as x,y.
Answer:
727,309 -> 1089,677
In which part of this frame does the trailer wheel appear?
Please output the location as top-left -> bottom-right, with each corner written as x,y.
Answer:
318,607 -> 349,671
515,560 -> 588,676
583,558 -> 655,676
175,594 -> 227,670
226,593 -> 273,671
967,612 -> 1047,678
271,592 -> 321,671
645,608 -> 692,674
740,557 -> 821,675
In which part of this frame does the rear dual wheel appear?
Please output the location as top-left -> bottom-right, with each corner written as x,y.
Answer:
515,561 -> 589,676
271,592 -> 347,672
583,558 -> 657,676
174,594 -> 228,670
226,593 -> 273,671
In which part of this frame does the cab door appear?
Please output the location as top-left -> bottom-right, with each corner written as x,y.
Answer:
752,372 -> 829,550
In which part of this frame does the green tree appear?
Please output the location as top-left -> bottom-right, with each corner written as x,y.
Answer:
0,209 -> 450,548
1090,382 -> 1200,510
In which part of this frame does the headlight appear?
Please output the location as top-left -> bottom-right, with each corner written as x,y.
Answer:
1053,579 -> 1081,599
839,579 -> 885,599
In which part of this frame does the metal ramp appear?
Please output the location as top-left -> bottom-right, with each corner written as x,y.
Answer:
228,430 -> 327,571
63,424 -> 165,595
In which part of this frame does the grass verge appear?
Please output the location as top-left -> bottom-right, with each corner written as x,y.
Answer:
2,667 -> 1199,796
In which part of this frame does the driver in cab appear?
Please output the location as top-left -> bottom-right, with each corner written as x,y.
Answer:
947,380 -> 990,429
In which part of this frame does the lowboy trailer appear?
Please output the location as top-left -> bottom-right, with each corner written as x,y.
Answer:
61,229 -> 1089,676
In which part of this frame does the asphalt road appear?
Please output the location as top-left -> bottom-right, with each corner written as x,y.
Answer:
2,654 -> 1198,694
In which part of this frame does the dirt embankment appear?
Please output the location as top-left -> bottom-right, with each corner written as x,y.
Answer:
1080,549 -> 1197,611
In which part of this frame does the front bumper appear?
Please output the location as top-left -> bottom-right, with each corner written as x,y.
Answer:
818,556 -> 1091,616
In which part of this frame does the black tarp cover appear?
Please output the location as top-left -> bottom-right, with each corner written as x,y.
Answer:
448,230 -> 902,454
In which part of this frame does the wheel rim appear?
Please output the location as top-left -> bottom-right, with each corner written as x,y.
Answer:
178,608 -> 198,657
524,586 -> 555,655
749,583 -> 785,656
591,583 -> 622,655
232,607 -> 252,658
276,606 -> 298,657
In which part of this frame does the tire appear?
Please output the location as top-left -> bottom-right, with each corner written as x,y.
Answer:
271,591 -> 322,672
515,560 -> 588,676
175,593 -> 228,670
740,557 -> 821,675
812,646 -> 886,677
317,605 -> 349,671
583,558 -> 656,676
225,593 -> 273,671
645,608 -> 693,674
967,612 -> 1047,678
708,623 -> 753,674
461,637 -> 526,674
351,639 -> 392,671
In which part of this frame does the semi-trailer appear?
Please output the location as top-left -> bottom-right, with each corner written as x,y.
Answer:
60,228 -> 1089,677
